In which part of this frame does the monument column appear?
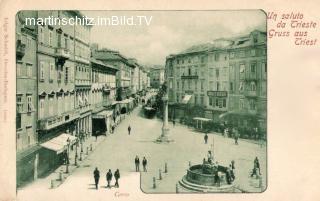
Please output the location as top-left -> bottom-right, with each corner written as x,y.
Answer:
156,94 -> 173,143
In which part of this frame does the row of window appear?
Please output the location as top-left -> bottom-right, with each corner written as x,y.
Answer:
175,80 -> 257,92
92,70 -> 116,84
175,62 -> 266,77
208,97 -> 227,108
174,93 -> 256,111
172,48 -> 266,66
39,93 -> 75,118
175,55 -> 207,65
39,61 -> 73,83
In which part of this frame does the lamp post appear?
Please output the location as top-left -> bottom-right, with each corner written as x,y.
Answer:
75,138 -> 78,166
66,137 -> 70,173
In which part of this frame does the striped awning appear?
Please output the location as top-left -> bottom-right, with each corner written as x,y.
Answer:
41,133 -> 77,154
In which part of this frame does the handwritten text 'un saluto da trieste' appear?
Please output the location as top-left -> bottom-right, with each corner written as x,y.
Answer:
267,11 -> 318,46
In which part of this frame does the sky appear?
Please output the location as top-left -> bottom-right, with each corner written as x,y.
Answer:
83,10 -> 266,66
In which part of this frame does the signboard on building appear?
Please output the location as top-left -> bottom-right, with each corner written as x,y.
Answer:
185,90 -> 194,94
207,91 -> 228,97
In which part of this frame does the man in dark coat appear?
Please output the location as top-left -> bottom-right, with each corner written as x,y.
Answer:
204,133 -> 208,144
142,157 -> 147,172
128,125 -> 131,135
135,155 -> 140,172
106,169 -> 113,188
114,169 -> 120,188
93,167 -> 100,189
254,157 -> 261,175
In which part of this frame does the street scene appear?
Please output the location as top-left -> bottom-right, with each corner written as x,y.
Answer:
16,10 -> 267,198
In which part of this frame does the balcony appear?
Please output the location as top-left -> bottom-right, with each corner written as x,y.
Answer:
244,90 -> 257,97
181,75 -> 199,79
55,48 -> 70,65
38,110 -> 80,131
16,40 -> 26,60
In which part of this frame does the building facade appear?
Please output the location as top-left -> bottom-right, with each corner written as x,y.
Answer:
227,30 -> 267,136
16,11 -> 39,186
166,30 -> 267,135
93,49 -> 135,100
91,58 -> 117,136
74,22 -> 92,139
35,11 -> 91,178
149,66 -> 165,89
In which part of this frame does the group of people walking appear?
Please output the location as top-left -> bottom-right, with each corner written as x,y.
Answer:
135,155 -> 148,172
93,167 -> 120,190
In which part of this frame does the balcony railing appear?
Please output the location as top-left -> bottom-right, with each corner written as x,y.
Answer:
16,40 -> 26,59
55,48 -> 70,65
38,110 -> 80,131
55,48 -> 70,60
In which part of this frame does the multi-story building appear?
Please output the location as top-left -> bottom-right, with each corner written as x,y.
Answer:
205,39 -> 234,121
35,11 -> 90,177
227,30 -> 267,136
90,58 -> 118,135
128,58 -> 140,96
93,49 -> 135,100
137,66 -> 148,96
74,22 -> 92,139
149,65 -> 165,89
166,30 -> 267,134
16,11 -> 38,186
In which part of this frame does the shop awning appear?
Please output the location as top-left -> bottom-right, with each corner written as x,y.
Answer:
40,133 -> 77,154
193,117 -> 212,122
181,95 -> 192,104
92,110 -> 113,119
219,111 -> 258,119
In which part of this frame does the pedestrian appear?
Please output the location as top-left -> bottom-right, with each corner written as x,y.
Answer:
173,119 -> 175,127
128,125 -> 131,135
114,169 -> 120,188
254,157 -> 261,175
142,157 -> 147,172
224,128 -> 228,138
93,167 -> 100,190
204,133 -> 208,144
229,165 -> 235,181
135,156 -> 140,172
231,160 -> 235,170
95,134 -> 98,141
233,128 -> 239,145
111,125 -> 115,134
106,169 -> 112,188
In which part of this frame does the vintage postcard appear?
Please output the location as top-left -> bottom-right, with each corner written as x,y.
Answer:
0,1 -> 320,201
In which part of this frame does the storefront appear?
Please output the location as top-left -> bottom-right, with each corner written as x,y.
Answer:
92,110 -> 114,135
38,133 -> 77,177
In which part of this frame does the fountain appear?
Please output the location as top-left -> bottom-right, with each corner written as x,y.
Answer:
179,151 -> 235,192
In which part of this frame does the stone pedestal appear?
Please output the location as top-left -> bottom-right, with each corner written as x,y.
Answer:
155,94 -> 173,143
